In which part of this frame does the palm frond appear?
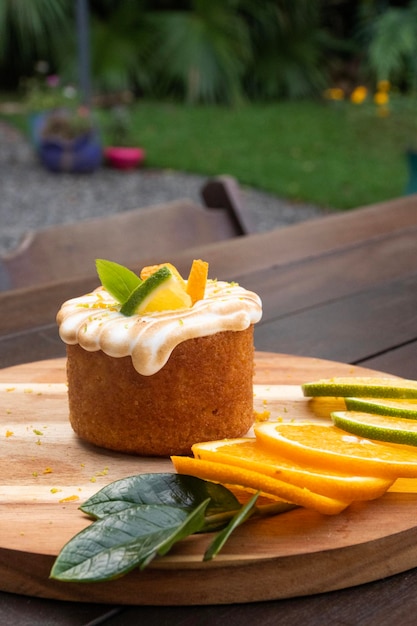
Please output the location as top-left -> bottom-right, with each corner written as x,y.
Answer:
366,2 -> 417,86
0,0 -> 69,63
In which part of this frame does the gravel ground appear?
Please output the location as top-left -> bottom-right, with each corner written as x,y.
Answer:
0,121 -> 326,256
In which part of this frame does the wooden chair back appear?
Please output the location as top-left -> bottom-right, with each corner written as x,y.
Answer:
0,176 -> 253,290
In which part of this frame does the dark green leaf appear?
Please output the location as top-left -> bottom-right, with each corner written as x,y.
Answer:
203,491 -> 260,561
80,472 -> 240,521
52,473 -> 299,584
95,259 -> 141,304
151,499 -> 209,560
50,501 -> 208,582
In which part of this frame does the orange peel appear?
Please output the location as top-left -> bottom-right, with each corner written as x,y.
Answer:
186,259 -> 209,304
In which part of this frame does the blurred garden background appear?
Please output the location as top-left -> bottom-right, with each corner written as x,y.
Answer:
1,0 -> 417,210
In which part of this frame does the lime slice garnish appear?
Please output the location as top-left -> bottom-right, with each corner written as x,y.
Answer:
332,411 -> 417,447
345,397 -> 417,419
302,377 -> 417,399
120,266 -> 191,316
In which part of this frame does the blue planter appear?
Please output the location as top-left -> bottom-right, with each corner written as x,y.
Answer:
29,110 -> 103,173
38,130 -> 103,173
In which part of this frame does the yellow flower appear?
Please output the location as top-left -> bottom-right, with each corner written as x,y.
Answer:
377,80 -> 390,92
350,86 -> 368,104
323,87 -> 345,101
374,91 -> 389,106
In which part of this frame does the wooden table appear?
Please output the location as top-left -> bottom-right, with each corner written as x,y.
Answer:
0,194 -> 417,624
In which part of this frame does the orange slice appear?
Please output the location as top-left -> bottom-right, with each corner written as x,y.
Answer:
191,439 -> 393,501
186,259 -> 209,304
171,455 -> 351,515
308,396 -> 347,419
254,422 -> 417,478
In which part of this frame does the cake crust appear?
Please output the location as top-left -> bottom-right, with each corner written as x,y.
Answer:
66,327 -> 255,456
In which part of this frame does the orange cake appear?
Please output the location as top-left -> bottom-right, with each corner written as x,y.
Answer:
56,261 -> 262,456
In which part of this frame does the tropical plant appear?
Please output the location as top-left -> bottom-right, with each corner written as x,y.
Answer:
84,0 -> 251,105
89,0 -> 339,104
0,0 -> 71,89
359,0 -> 417,90
145,0 -> 251,104
243,0 -> 329,99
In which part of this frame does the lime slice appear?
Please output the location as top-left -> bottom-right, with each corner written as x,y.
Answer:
302,377 -> 417,399
345,397 -> 417,419
332,410 -> 417,446
120,266 -> 191,316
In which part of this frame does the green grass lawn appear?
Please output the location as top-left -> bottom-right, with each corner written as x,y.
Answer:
4,95 -> 417,210
118,97 -> 416,210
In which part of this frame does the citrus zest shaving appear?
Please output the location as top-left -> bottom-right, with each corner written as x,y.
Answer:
59,495 -> 80,503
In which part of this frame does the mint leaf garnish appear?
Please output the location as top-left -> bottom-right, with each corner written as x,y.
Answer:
96,259 -> 142,304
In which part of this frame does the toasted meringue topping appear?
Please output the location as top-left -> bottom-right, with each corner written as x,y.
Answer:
57,280 -> 262,375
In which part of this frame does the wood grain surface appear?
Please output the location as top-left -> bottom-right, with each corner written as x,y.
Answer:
1,352 -> 416,606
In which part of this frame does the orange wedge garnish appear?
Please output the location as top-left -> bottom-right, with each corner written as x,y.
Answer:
186,259 -> 209,304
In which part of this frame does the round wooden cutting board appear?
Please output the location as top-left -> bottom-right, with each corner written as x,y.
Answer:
1,352 -> 416,606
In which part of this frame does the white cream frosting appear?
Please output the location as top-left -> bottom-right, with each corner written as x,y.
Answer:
57,280 -> 262,376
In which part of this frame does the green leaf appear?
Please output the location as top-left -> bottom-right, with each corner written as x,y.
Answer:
203,491 -> 260,561
95,259 -> 142,304
80,472 -> 240,521
152,499 -> 209,559
50,501 -> 209,582
52,473 -> 298,584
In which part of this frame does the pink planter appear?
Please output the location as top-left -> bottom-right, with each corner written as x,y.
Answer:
104,146 -> 146,170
